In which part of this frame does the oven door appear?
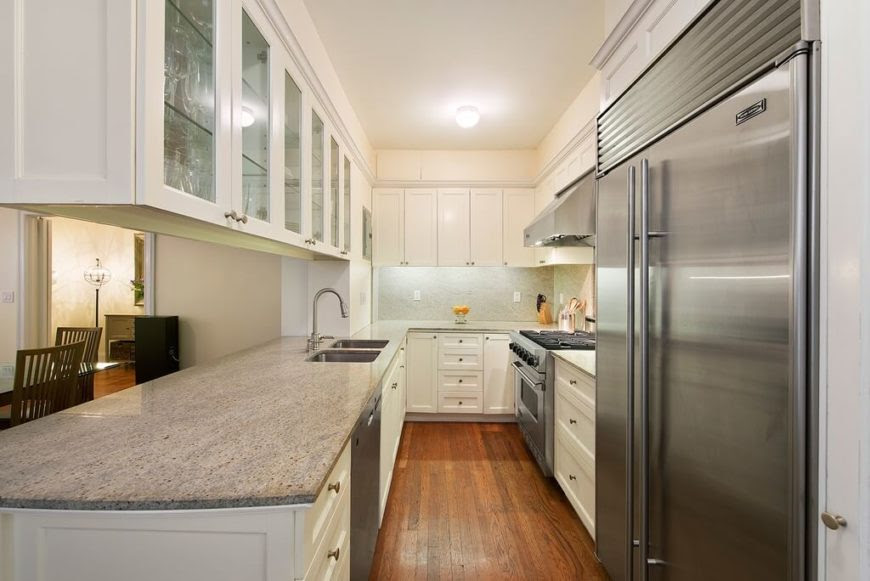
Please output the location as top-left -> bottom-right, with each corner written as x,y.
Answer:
513,356 -> 545,450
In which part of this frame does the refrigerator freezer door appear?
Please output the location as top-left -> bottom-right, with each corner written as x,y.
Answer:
596,55 -> 807,581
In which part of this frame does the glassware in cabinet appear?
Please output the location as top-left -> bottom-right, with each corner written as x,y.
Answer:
343,156 -> 351,253
311,111 -> 325,243
163,0 -> 215,202
240,9 -> 270,222
285,73 -> 302,234
330,137 -> 340,247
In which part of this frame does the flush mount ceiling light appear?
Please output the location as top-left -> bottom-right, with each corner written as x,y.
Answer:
455,105 -> 480,128
240,106 -> 256,128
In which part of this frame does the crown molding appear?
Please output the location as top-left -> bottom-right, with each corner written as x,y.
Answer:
373,178 -> 537,190
534,118 -> 597,184
258,0 -> 376,185
590,0 -> 655,69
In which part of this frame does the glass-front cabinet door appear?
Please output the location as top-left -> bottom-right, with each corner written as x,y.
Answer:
311,110 -> 325,244
343,156 -> 351,255
140,0 -> 232,223
239,9 -> 270,224
329,137 -> 340,248
284,72 -> 303,239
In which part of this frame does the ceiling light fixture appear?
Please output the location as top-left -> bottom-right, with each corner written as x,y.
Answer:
455,105 -> 480,128
240,106 -> 256,128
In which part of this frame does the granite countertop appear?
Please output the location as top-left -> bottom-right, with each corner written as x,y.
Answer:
0,320 -> 553,512
551,350 -> 596,378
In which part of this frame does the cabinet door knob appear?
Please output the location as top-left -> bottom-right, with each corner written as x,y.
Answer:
569,474 -> 577,481
327,481 -> 341,494
459,401 -> 463,405
224,210 -> 237,221
459,358 -> 463,362
471,261 -> 475,265
392,382 -> 398,390
569,418 -> 577,425
327,547 -> 341,561
238,214 -> 248,224
458,339 -> 463,343
569,379 -> 577,386
821,512 -> 847,530
458,379 -> 463,383
504,262 -> 508,266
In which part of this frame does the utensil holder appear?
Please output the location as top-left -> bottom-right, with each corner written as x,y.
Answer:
558,313 -> 575,332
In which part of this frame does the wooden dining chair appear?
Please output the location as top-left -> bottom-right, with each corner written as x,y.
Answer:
56,327 -> 103,404
0,341 -> 86,428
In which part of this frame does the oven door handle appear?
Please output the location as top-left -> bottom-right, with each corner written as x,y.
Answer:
512,360 -> 544,390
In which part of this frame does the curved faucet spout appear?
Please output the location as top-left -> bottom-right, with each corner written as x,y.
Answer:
309,288 -> 349,351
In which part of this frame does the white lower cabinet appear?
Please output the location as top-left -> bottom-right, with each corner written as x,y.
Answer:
554,359 -> 596,536
0,443 -> 351,581
379,343 -> 406,525
406,332 -> 438,413
406,331 -> 514,417
483,334 -> 514,414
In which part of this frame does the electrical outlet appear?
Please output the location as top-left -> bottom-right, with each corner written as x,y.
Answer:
513,291 -> 521,303
1,291 -> 13,304
0,364 -> 13,379
413,290 -> 421,301
559,293 -> 564,305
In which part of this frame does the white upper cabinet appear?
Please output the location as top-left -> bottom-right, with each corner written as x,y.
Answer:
593,0 -> 708,108
0,0 -> 360,260
437,189 -> 470,266
469,189 -> 503,266
372,188 -> 404,266
404,189 -> 438,266
502,189 -> 535,267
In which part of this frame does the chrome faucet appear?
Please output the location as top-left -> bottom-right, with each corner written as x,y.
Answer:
308,288 -> 349,351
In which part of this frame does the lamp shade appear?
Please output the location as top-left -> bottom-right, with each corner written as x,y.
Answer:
83,258 -> 112,288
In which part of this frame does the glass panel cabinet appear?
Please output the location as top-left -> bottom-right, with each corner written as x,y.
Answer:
284,73 -> 302,234
311,111 -> 325,243
240,10 -> 270,222
163,0 -> 215,201
343,156 -> 351,253
330,137 -> 340,247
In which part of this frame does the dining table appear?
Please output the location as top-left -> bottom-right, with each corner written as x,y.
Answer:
0,362 -> 121,407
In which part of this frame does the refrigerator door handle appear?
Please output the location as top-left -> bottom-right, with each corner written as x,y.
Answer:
626,165 -> 637,581
639,158 -> 651,581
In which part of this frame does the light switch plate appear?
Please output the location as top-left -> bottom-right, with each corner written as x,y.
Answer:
413,290 -> 421,301
1,291 -> 13,304
513,291 -> 521,303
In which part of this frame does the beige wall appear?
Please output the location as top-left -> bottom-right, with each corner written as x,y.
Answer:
49,218 -> 144,358
155,236 -> 282,368
535,73 -> 601,174
0,208 -> 19,367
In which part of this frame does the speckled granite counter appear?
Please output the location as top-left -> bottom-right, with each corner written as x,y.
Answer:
0,320 -> 553,511
551,350 -> 596,378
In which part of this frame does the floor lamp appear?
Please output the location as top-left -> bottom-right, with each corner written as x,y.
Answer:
84,258 -> 112,328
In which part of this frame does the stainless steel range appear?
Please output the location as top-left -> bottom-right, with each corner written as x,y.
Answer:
509,330 -> 595,476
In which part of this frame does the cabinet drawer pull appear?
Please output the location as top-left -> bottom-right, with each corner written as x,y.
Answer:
569,379 -> 577,386
458,379 -> 463,383
569,418 -> 577,425
391,382 -> 398,390
458,401 -> 463,405
569,474 -> 577,481
327,547 -> 341,561
327,481 -> 341,494
458,339 -> 463,343
458,358 -> 463,362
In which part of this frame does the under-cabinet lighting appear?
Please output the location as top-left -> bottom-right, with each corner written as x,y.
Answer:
241,106 -> 256,128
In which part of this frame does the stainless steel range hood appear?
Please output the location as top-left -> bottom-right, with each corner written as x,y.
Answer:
524,169 -> 596,247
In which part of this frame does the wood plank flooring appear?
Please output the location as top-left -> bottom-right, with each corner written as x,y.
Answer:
370,422 -> 607,580
93,365 -> 137,399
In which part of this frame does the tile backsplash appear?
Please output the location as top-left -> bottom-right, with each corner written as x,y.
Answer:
375,265 -> 594,322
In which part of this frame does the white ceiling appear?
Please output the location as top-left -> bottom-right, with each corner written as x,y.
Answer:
302,0 -> 605,150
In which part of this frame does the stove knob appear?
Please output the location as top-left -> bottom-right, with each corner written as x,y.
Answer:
509,343 -> 516,353
529,355 -> 539,367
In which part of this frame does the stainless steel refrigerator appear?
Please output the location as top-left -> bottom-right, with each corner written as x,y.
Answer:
595,39 -> 816,581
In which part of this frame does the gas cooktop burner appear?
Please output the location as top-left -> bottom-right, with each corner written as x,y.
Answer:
519,330 -> 596,350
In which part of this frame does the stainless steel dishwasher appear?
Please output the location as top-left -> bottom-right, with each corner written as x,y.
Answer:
351,391 -> 381,580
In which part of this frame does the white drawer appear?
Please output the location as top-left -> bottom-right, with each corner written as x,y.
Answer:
555,431 -> 595,536
438,350 -> 483,371
555,390 -> 594,461
438,333 -> 483,351
437,391 -> 483,413
302,442 -> 350,571
437,370 -> 483,393
555,359 -> 595,408
305,491 -> 350,580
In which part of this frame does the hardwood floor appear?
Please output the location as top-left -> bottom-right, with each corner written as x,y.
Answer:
93,365 -> 137,399
371,422 -> 607,581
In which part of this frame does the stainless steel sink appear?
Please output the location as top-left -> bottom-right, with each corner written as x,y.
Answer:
306,350 -> 381,363
329,339 -> 389,349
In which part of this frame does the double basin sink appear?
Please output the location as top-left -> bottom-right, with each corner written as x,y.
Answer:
306,339 -> 388,363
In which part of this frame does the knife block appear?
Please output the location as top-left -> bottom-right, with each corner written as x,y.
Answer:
537,302 -> 553,324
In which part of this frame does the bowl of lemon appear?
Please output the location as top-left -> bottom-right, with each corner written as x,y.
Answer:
452,305 -> 470,324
